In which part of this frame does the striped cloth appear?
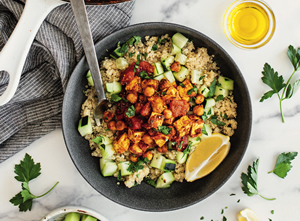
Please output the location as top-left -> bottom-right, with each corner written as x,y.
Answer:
0,0 -> 135,163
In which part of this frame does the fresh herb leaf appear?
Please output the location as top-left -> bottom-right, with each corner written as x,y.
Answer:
224,113 -> 228,120
215,95 -> 224,102
144,52 -> 148,60
133,36 -> 141,45
117,170 -> 122,181
202,112 -> 208,121
110,94 -> 122,103
92,136 -> 103,144
152,45 -> 158,51
158,38 -> 166,45
241,158 -> 276,200
199,76 -> 205,81
162,91 -> 167,96
271,210 -> 274,214
139,71 -> 152,79
200,216 -> 204,220
202,124 -> 208,136
10,154 -> 59,212
154,126 -> 172,135
223,216 -> 227,221
182,141 -> 193,157
260,46 -> 300,123
127,160 -> 144,173
268,152 -> 298,178
179,83 -> 185,88
178,141 -> 184,150
207,79 -> 217,98
125,105 -> 135,118
210,116 -> 226,126
144,176 -> 156,187
187,85 -> 198,95
129,52 -> 135,58
230,193 -> 236,196
196,137 -> 201,141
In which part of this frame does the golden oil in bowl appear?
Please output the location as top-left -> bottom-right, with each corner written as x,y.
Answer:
223,0 -> 276,49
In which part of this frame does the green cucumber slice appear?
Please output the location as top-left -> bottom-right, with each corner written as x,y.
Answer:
150,153 -> 165,169
101,159 -> 118,177
200,85 -> 210,97
154,62 -> 164,75
78,116 -> 93,136
81,215 -> 97,221
172,33 -> 188,49
175,53 -> 187,65
156,172 -> 175,188
154,74 -> 165,81
160,158 -> 176,171
64,212 -> 81,221
190,70 -> 203,85
200,124 -> 212,139
86,71 -> 94,86
100,143 -> 115,159
214,86 -> 229,97
171,43 -> 181,55
161,55 -> 175,71
173,66 -> 189,82
218,76 -> 234,90
118,161 -> 133,176
106,81 -> 122,94
176,151 -> 188,164
205,98 -> 216,111
188,136 -> 201,146
164,71 -> 176,83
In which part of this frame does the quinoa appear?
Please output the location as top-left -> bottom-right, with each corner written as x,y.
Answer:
80,34 -> 238,188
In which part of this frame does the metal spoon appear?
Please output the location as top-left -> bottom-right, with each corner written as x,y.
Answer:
70,0 -> 109,123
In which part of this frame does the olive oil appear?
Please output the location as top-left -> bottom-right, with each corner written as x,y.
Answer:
227,2 -> 270,45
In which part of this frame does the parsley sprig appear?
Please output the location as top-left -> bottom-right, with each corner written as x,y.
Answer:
241,158 -> 276,201
268,152 -> 298,178
260,45 -> 300,123
9,153 -> 59,212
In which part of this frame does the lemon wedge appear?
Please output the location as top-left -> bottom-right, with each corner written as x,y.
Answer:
237,208 -> 260,221
185,133 -> 230,182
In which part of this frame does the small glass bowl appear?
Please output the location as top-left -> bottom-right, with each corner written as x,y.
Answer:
223,0 -> 276,49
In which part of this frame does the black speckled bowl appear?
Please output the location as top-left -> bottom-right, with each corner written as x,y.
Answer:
62,22 -> 252,212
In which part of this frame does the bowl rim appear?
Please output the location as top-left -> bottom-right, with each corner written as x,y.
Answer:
40,206 -> 109,221
62,21 -> 252,212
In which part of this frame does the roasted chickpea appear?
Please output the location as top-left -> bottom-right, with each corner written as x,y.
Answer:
143,86 -> 155,97
103,111 -> 114,123
127,93 -> 138,104
170,61 -> 181,72
163,109 -> 173,119
116,121 -> 127,131
143,151 -> 153,161
130,154 -> 138,162
107,121 -> 116,131
195,94 -> 205,104
193,105 -> 205,116
142,134 -> 153,145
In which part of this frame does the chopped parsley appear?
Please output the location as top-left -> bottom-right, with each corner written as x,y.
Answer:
152,44 -> 158,51
144,176 -> 156,187
202,124 -> 208,136
125,105 -> 135,118
210,115 -> 226,126
110,94 -> 122,102
207,78 -> 217,98
127,160 -> 144,173
139,71 -> 153,79
129,52 -> 135,58
154,126 -> 172,135
187,85 -> 198,95
215,95 -> 224,102
199,75 -> 205,81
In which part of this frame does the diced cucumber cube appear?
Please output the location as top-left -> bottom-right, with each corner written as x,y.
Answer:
200,124 -> 212,139
188,136 -> 201,146
100,143 -> 115,159
154,62 -> 164,75
173,66 -> 189,82
214,86 -> 229,97
106,81 -> 122,94
200,85 -> 210,97
172,32 -> 188,49
154,74 -> 165,81
156,172 -> 175,188
86,71 -> 94,86
205,107 -> 214,119
176,151 -> 188,164
175,53 -> 187,65
78,116 -> 93,136
160,158 -> 176,171
190,70 -> 203,85
164,71 -> 176,83
218,76 -> 234,90
116,57 -> 128,70
150,153 -> 165,169
118,161 -> 133,176
171,43 -> 181,55
161,56 -> 175,71
205,98 -> 216,111
92,135 -> 112,145
64,212 -> 81,221
100,159 -> 117,177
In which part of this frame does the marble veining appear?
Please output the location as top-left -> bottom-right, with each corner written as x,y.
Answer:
1,0 -> 300,220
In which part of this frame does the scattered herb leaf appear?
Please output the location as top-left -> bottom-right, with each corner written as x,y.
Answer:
215,95 -> 224,102
211,116 -> 226,126
129,52 -> 135,58
241,158 -> 276,200
91,136 -> 103,144
110,94 -> 122,103
207,79 -> 217,98
125,105 -> 135,118
144,176 -> 156,187
154,126 -> 172,135
202,125 -> 208,136
268,152 -> 298,178
152,45 -> 158,51
187,85 -> 198,95
10,154 -> 59,212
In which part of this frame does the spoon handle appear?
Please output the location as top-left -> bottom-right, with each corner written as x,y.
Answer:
70,0 -> 106,103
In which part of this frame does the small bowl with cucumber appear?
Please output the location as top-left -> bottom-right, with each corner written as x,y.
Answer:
40,206 -> 109,221
62,22 -> 252,211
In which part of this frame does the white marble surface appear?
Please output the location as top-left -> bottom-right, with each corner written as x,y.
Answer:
1,0 -> 300,220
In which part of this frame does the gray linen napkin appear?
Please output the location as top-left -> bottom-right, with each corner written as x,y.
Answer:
0,0 -> 135,163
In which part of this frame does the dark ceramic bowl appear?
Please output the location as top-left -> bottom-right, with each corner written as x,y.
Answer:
62,22 -> 252,212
